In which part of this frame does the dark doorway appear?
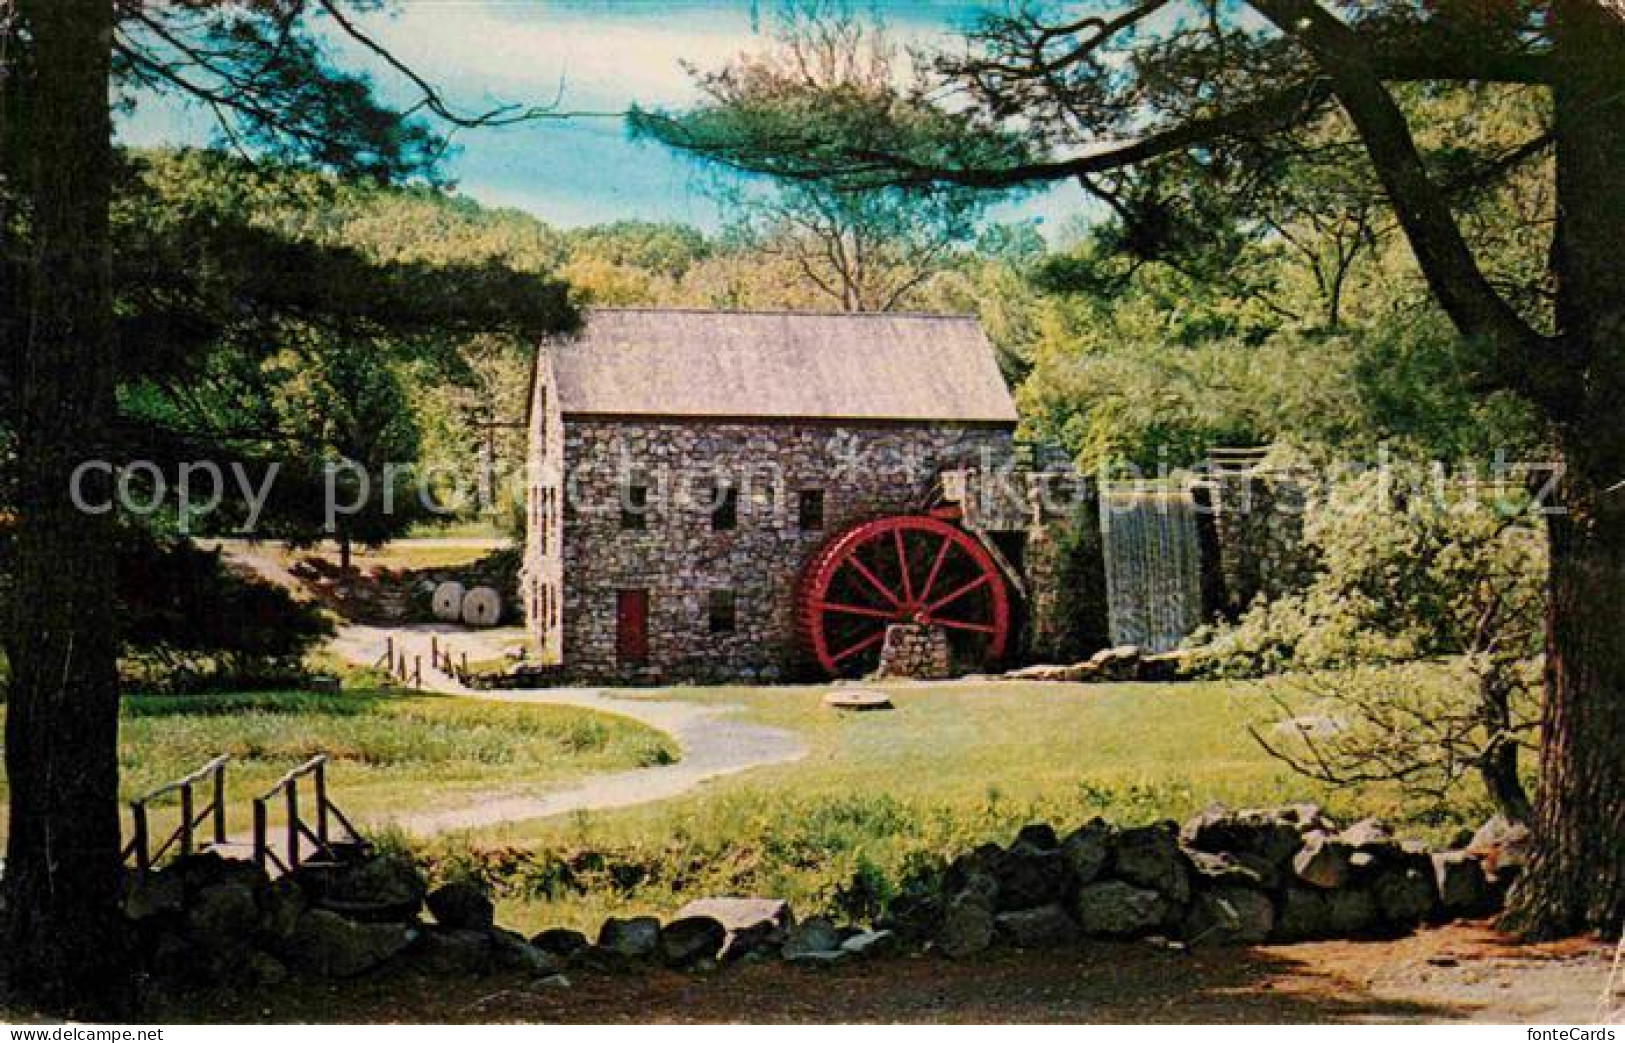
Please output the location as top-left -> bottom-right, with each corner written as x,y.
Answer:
616,589 -> 649,664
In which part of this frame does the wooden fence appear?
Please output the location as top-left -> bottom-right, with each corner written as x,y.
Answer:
123,754 -> 232,872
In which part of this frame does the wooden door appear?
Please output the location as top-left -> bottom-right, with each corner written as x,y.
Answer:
616,589 -> 649,664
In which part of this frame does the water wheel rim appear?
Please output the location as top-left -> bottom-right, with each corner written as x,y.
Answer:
797,515 -> 1010,677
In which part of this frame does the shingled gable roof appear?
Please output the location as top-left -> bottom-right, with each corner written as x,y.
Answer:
544,308 -> 1020,426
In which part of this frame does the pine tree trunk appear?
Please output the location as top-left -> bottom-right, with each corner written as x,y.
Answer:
1,0 -> 133,1016
1504,500 -> 1625,938
1503,0 -> 1625,941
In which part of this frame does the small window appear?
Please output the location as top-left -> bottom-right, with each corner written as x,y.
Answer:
798,489 -> 825,531
712,485 -> 739,531
708,590 -> 737,634
620,484 -> 649,530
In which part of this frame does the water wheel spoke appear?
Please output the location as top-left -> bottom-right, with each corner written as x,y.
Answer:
846,553 -> 903,607
894,528 -> 914,603
923,615 -> 999,634
924,573 -> 990,615
831,629 -> 886,664
816,600 -> 897,621
917,534 -> 953,605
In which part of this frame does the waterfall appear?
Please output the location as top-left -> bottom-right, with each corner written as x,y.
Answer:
1098,486 -> 1205,653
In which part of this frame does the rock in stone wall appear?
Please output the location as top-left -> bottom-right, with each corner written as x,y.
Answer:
558,419 -> 1013,684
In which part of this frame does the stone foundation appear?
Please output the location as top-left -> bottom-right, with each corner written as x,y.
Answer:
1022,486 -> 1111,664
875,624 -> 951,680
1210,471 -> 1313,615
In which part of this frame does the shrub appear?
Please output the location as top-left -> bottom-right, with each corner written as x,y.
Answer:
1191,463 -> 1545,820
116,534 -> 333,692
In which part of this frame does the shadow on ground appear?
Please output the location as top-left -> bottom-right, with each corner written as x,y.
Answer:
145,922 -> 1614,1025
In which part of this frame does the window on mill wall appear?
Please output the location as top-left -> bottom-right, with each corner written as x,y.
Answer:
621,483 -> 649,530
708,590 -> 737,634
701,479 -> 738,531
798,488 -> 825,531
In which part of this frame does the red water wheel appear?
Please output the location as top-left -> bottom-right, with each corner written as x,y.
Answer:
796,515 -> 1011,678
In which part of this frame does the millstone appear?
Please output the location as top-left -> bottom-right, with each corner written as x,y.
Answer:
431,581 -> 466,622
822,688 -> 894,711
460,586 -> 503,628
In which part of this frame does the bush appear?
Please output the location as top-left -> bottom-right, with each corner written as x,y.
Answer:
115,534 -> 334,692
1192,463 -> 1546,675
1191,463 -> 1545,820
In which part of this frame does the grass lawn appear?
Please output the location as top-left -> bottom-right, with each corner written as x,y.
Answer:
404,519 -> 510,540
300,541 -> 502,572
411,674 -> 1493,936
207,536 -> 505,574
0,669 -> 1495,939
0,688 -> 675,851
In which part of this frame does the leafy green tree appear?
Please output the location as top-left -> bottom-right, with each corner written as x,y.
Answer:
1198,465 -> 1545,821
270,338 -> 425,569
0,1 -> 572,1013
637,1 -> 1010,312
109,150 -> 573,547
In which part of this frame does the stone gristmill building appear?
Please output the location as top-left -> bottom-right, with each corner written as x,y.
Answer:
520,307 -> 1025,685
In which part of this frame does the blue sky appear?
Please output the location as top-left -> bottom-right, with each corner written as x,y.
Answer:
117,0 -> 1088,235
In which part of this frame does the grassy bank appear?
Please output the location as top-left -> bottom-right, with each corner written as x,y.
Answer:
0,670 -> 1496,938
0,688 -> 675,849
408,675 -> 1495,936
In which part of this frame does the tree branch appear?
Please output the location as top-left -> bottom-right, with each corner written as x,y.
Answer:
1248,0 -> 1562,408
643,77 -> 1332,191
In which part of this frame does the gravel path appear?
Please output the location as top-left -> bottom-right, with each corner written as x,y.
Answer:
329,624 -> 808,835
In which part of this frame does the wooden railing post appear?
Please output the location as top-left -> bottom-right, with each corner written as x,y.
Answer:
413,655 -> 422,688
131,803 -> 150,873
314,759 -> 330,848
179,783 -> 195,857
431,635 -> 439,662
253,800 -> 268,873
212,761 -> 228,845
286,782 -> 300,869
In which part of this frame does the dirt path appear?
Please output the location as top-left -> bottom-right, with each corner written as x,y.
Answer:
154,922 -> 1619,1024
329,624 -> 807,836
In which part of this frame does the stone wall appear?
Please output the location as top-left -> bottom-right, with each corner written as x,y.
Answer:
984,469 -> 1309,661
520,349 -> 565,664
557,418 -> 1013,684
1022,486 -> 1111,663
875,624 -> 951,680
124,805 -> 1525,995
1208,471 -> 1314,616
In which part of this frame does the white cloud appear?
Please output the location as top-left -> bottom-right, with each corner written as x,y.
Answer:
332,0 -> 958,113
334,1 -> 766,111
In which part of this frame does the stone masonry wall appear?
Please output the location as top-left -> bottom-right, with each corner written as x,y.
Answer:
1021,483 -> 1111,663
1211,472 -> 1313,616
559,419 -> 1013,684
875,623 -> 951,680
521,349 -> 566,664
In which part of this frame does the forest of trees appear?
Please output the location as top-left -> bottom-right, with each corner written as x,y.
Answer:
139,95 -> 1545,491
